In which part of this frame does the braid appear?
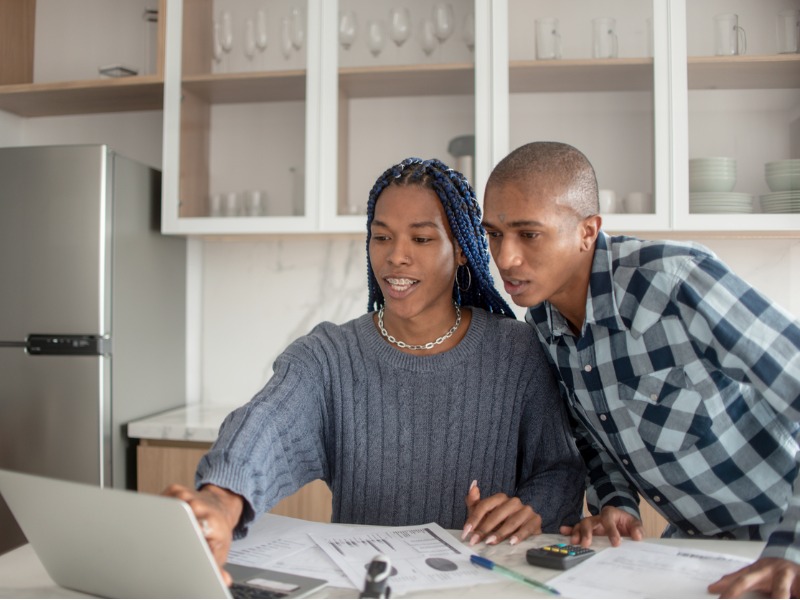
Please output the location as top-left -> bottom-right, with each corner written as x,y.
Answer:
366,157 -> 513,317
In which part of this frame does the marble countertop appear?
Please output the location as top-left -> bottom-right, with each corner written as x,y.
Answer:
127,404 -> 237,443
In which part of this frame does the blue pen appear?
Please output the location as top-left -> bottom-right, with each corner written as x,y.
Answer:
470,554 -> 560,596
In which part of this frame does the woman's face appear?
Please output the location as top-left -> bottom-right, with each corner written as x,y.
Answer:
369,184 -> 464,321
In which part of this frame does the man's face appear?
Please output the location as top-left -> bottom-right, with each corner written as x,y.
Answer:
482,180 -> 591,309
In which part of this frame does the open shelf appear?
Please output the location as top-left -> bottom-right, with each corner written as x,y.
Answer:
339,63 -> 474,98
687,54 -> 800,90
0,76 -> 163,117
510,58 -> 654,93
182,70 -> 306,104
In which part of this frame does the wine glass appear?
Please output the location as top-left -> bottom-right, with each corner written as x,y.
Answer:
389,7 -> 411,47
255,8 -> 269,51
432,3 -> 454,43
220,10 -> 234,70
463,11 -> 475,51
339,10 -> 358,50
280,15 -> 293,59
419,18 -> 437,56
212,19 -> 224,67
290,6 -> 304,51
367,20 -> 386,57
244,18 -> 257,62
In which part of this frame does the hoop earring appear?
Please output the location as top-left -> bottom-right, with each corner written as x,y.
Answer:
456,264 -> 472,292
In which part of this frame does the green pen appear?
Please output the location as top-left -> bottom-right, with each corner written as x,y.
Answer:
470,554 -> 560,596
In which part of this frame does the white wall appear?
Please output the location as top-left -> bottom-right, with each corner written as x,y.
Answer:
197,234 -> 800,408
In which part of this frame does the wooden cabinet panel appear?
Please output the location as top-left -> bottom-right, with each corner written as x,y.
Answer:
136,439 -> 333,522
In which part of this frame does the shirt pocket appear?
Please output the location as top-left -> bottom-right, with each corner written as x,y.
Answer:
617,366 -> 711,454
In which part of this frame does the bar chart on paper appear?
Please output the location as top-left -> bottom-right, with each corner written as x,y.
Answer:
311,524 -> 497,595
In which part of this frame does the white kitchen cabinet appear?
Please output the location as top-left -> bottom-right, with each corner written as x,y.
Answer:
158,0 -> 799,236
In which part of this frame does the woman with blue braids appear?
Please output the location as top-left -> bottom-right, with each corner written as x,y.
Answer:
164,158 -> 585,586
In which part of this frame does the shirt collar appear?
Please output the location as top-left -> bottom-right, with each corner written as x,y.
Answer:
529,231 -> 627,340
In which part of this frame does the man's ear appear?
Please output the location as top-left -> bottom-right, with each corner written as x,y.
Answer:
580,215 -> 602,252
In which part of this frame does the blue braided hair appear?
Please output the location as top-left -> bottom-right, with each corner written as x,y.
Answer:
366,157 -> 513,317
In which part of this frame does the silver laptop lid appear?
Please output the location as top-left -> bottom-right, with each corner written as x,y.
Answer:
0,468 -> 231,598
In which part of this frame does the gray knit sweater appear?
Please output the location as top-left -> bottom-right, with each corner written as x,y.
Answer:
196,307 -> 585,535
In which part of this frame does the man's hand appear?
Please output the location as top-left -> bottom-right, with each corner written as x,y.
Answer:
707,557 -> 800,598
162,483 -> 244,586
559,505 -> 644,548
461,480 -> 542,546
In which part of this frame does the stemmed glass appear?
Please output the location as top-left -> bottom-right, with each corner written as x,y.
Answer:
367,20 -> 387,57
244,18 -> 257,63
220,10 -> 234,71
339,10 -> 358,51
389,7 -> 411,47
281,15 -> 293,59
419,18 -> 437,56
432,3 -> 454,43
290,6 -> 304,51
212,19 -> 224,69
255,8 -> 268,51
463,12 -> 475,51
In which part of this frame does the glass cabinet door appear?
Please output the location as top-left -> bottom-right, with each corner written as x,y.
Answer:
506,0 -> 666,232
322,0 -> 477,231
677,0 -> 800,232
163,0 -> 313,234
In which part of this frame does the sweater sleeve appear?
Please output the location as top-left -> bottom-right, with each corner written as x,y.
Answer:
195,341 -> 329,538
515,336 -> 587,532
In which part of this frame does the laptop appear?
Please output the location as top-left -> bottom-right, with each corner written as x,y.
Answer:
0,468 -> 327,599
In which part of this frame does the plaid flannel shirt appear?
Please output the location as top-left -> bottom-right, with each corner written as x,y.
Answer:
527,231 -> 800,562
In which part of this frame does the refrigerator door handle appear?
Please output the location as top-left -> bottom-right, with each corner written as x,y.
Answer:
22,335 -> 110,356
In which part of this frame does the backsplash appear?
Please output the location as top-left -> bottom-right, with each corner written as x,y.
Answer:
199,234 -> 800,408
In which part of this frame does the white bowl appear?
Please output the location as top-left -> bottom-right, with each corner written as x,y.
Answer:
689,175 -> 736,193
766,171 -> 800,192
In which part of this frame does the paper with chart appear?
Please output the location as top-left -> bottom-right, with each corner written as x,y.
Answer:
227,514 -> 353,588
310,523 -> 497,595
547,540 -> 752,598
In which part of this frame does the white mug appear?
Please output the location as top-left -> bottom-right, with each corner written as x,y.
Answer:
535,17 -> 561,60
624,192 -> 654,214
714,14 -> 746,56
593,17 -> 618,59
598,189 -> 618,213
777,10 -> 800,54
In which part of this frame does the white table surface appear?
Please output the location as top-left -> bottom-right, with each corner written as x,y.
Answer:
0,531 -> 764,599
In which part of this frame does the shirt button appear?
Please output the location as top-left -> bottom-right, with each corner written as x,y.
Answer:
622,459 -> 629,465
584,364 -> 592,372
600,415 -> 607,422
653,495 -> 661,503
687,529 -> 695,536
650,393 -> 658,401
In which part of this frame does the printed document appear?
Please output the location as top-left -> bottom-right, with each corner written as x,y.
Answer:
310,523 -> 497,595
548,540 -> 751,599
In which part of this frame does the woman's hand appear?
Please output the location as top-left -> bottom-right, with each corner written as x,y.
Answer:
461,480 -> 542,546
162,483 -> 244,586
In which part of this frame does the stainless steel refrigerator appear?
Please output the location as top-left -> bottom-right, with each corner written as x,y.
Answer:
0,145 -> 186,554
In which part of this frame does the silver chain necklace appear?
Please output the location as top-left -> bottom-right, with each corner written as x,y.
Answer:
378,303 -> 462,351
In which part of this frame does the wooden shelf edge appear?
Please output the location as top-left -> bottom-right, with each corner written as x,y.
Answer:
0,75 -> 164,117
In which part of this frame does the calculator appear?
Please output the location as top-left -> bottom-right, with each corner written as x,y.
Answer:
525,543 -> 596,570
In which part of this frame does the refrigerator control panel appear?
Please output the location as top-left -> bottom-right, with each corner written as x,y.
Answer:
26,335 -> 109,356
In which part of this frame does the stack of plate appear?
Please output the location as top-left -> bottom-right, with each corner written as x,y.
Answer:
689,157 -> 736,193
762,160 -> 800,213
761,191 -> 800,213
690,192 -> 753,214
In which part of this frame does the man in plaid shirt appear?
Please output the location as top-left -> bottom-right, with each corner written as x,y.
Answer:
482,141 -> 800,598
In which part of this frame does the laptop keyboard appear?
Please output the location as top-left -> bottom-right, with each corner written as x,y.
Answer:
229,582 -> 288,599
